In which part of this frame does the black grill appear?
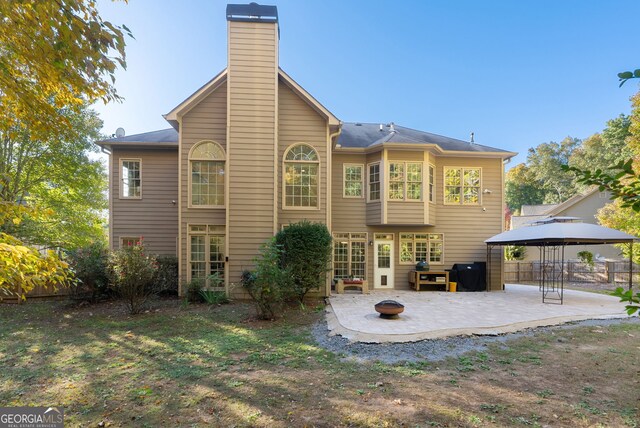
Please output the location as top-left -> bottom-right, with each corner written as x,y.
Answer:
448,262 -> 486,291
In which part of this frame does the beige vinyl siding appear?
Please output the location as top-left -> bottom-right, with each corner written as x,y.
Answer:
387,150 -> 424,161
278,80 -> 328,225
331,154 -> 367,231
387,201 -> 424,224
227,20 -> 278,290
366,202 -> 382,226
180,81 -> 228,285
434,157 -> 503,290
111,148 -> 178,256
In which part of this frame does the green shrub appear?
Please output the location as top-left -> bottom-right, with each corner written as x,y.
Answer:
154,255 -> 179,296
67,242 -> 110,302
108,243 -> 158,314
275,220 -> 332,302
200,289 -> 229,305
186,278 -> 205,303
577,250 -> 595,270
504,245 -> 526,261
242,238 -> 293,320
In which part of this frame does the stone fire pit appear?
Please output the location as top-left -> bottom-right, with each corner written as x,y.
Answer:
374,300 -> 405,319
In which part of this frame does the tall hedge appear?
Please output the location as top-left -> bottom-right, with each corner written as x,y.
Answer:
275,221 -> 332,302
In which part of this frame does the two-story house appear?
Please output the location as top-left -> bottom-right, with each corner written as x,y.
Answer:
98,3 -> 516,297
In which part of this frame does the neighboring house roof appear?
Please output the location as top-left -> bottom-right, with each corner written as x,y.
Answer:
98,128 -> 178,149
545,187 -> 602,216
336,123 -> 516,158
520,204 -> 559,216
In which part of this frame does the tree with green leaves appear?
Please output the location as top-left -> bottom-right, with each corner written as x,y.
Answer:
0,0 -> 131,141
0,0 -> 130,299
569,115 -> 632,174
0,105 -> 107,249
505,163 -> 546,212
527,137 -> 581,203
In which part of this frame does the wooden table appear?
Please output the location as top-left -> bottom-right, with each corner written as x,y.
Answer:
408,270 -> 449,291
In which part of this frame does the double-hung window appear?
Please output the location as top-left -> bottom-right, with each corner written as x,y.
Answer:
399,233 -> 444,264
343,164 -> 363,198
368,163 -> 380,201
121,159 -> 141,198
333,232 -> 367,279
284,144 -> 319,208
429,164 -> 435,203
388,162 -> 422,201
444,167 -> 481,205
190,141 -> 225,207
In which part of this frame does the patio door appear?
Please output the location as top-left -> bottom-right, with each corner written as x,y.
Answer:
374,237 -> 394,289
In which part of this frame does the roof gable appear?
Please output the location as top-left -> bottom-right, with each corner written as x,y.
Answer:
163,69 -> 228,129
545,188 -> 601,216
278,68 -> 340,126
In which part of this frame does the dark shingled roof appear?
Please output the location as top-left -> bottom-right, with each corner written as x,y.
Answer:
97,123 -> 513,155
99,128 -> 178,144
337,122 -> 511,153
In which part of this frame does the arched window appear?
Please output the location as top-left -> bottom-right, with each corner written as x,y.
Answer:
190,141 -> 225,207
284,143 -> 319,208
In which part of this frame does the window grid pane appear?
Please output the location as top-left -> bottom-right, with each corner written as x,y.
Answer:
344,165 -> 363,197
209,235 -> 225,283
430,241 -> 443,263
333,241 -> 349,279
377,243 -> 391,268
368,164 -> 380,201
122,160 -> 141,198
388,163 -> 404,200
190,236 -> 206,279
192,160 -> 225,206
285,162 -> 319,207
429,165 -> 435,203
350,241 -> 366,278
286,144 -> 318,161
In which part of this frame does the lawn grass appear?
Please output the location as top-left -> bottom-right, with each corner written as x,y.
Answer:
0,299 -> 638,427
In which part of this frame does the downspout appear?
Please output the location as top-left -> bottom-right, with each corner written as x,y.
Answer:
326,122 -> 343,298
329,122 -> 343,149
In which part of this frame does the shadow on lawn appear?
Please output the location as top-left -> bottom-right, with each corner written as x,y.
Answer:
1,300 -> 638,427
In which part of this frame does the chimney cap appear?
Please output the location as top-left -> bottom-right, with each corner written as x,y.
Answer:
226,3 -> 278,23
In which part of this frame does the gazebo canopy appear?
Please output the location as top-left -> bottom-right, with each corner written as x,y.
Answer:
485,222 -> 637,247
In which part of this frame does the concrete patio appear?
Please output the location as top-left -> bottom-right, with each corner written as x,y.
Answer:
326,284 -> 634,343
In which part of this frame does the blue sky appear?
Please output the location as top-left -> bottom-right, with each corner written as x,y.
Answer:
94,0 -> 640,167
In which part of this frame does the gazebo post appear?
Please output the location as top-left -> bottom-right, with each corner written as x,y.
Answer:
486,244 -> 491,292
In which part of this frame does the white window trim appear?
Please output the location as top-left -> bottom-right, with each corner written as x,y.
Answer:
282,143 -> 321,211
119,236 -> 142,248
366,162 -> 381,203
342,163 -> 364,199
187,223 -> 226,289
398,233 -> 445,265
119,158 -> 142,200
443,166 -> 483,206
429,163 -> 436,204
332,232 -> 368,280
386,161 -> 423,202
188,141 -> 226,209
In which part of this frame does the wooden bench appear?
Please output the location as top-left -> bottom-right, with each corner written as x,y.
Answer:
336,279 -> 369,294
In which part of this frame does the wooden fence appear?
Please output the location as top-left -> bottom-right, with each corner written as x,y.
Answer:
1,283 -> 69,303
504,260 -> 640,284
